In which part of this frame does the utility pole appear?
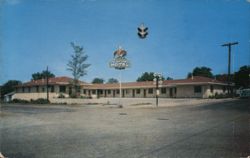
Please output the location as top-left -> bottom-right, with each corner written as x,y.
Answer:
221,42 -> 238,95
46,66 -> 49,102
156,76 -> 159,106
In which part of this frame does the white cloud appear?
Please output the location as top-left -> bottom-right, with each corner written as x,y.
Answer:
246,0 -> 250,3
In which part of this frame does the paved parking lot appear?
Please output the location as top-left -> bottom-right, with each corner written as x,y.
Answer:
0,98 -> 249,158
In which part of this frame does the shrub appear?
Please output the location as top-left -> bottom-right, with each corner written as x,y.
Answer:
11,98 -> 29,104
215,93 -> 224,99
69,94 -> 77,98
208,95 -> 215,99
58,93 -> 65,98
209,93 -> 235,99
30,98 -> 50,104
80,95 -> 90,99
213,93 -> 233,99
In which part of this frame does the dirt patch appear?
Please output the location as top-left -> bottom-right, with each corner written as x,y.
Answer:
0,112 -> 12,117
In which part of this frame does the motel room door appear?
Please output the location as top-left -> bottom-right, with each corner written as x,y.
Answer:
69,87 -> 72,95
122,90 -> 125,97
88,90 -> 91,97
170,87 -> 177,98
170,88 -> 173,98
104,90 -> 107,97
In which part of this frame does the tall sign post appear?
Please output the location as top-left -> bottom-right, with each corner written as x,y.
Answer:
109,46 -> 130,105
153,73 -> 163,107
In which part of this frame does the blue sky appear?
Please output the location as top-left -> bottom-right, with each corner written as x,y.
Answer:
1,0 -> 250,84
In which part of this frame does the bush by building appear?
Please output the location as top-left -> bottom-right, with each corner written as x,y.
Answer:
10,98 -> 50,104
30,98 -> 50,104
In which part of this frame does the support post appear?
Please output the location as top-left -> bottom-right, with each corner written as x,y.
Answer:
156,76 -> 159,107
46,66 -> 49,102
119,71 -> 122,105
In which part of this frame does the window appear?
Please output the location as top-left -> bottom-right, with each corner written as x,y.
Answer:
36,86 -> 39,92
194,86 -> 202,93
22,87 -> 25,93
148,88 -> 153,94
50,86 -> 54,92
42,87 -> 45,92
83,90 -> 86,94
108,90 -> 111,94
59,86 -> 66,93
210,85 -> 214,93
136,89 -> 140,94
99,90 -> 103,94
92,90 -> 96,94
161,88 -> 166,94
28,87 -> 31,93
116,89 -> 120,94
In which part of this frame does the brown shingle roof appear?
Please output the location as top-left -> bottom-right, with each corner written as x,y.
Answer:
83,76 -> 227,90
16,76 -> 86,87
162,76 -> 225,85
16,76 -> 227,89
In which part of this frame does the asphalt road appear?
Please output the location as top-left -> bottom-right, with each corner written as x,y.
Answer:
0,99 -> 249,158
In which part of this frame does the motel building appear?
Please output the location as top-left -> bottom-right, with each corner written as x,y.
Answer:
12,76 -> 228,101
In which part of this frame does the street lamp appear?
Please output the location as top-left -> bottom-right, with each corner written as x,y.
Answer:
109,46 -> 130,106
153,73 -> 163,107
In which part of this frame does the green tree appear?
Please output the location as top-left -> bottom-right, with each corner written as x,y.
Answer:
187,66 -> 213,78
31,70 -> 55,80
214,74 -> 232,82
1,80 -> 22,99
92,78 -> 105,84
234,65 -> 250,88
137,72 -> 155,82
67,42 -> 90,97
187,72 -> 192,78
137,72 -> 165,82
166,77 -> 173,80
107,78 -> 118,83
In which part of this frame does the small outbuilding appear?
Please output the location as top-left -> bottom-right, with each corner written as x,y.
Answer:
4,91 -> 15,102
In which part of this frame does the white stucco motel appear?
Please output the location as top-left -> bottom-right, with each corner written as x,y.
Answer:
12,76 -> 228,101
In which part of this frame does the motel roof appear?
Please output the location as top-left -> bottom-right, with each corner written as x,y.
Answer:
16,76 -> 227,89
16,76 -> 87,87
84,76 -> 228,90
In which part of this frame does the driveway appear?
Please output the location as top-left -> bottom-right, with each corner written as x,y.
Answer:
0,98 -> 249,158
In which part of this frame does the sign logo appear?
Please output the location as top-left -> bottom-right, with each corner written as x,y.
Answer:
109,47 -> 130,70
